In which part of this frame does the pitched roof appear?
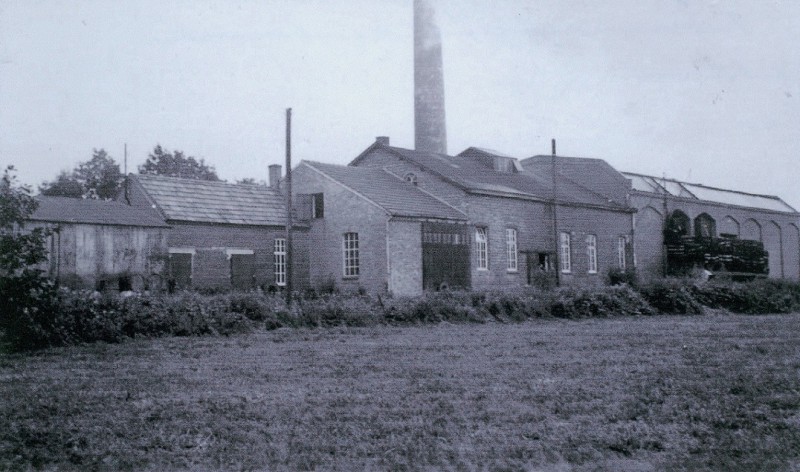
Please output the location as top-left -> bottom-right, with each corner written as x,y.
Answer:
30,196 -> 169,227
352,144 -> 629,210
132,174 -> 287,226
623,172 -> 797,213
301,161 -> 467,221
521,155 -> 631,207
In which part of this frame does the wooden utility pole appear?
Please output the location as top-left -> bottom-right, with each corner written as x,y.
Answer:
551,138 -> 560,286
285,108 -> 293,304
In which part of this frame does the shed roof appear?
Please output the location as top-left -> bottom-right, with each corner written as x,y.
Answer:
301,161 -> 467,221
623,172 -> 797,213
30,196 -> 169,227
132,174 -> 287,226
352,144 -> 628,210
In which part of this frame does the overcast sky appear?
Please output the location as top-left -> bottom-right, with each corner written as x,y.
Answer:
1,1 -> 798,207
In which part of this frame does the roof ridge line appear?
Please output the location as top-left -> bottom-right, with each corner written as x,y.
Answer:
380,167 -> 469,220
299,161 -> 391,216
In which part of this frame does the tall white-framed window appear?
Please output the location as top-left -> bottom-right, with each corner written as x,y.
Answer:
560,232 -> 571,273
343,232 -> 359,277
506,228 -> 518,272
618,236 -> 627,269
586,234 -> 598,274
274,238 -> 286,286
476,227 -> 489,270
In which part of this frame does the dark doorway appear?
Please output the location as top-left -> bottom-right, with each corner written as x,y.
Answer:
169,253 -> 192,289
230,254 -> 255,290
422,222 -> 470,291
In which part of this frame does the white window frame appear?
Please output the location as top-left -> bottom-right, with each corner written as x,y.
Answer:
586,234 -> 598,274
618,236 -> 627,269
476,227 -> 489,270
506,228 -> 518,272
560,232 -> 571,273
274,238 -> 286,286
343,232 -> 360,278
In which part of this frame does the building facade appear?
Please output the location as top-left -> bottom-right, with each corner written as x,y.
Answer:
126,174 -> 308,291
29,196 -> 169,290
624,172 -> 800,281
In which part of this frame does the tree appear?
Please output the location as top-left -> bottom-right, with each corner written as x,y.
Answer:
0,166 -> 58,351
39,170 -> 84,198
236,178 -> 265,185
39,149 -> 123,200
74,149 -> 123,199
138,145 -> 220,181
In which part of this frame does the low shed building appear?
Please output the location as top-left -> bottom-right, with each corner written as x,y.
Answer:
125,174 -> 308,291
29,196 -> 169,290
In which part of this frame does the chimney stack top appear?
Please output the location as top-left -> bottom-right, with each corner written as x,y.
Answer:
268,164 -> 282,189
375,136 -> 390,146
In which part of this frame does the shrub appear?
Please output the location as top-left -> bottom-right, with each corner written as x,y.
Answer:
551,285 -> 655,319
639,279 -> 704,315
693,279 -> 800,314
297,294 -> 380,327
0,166 -> 61,351
607,267 -> 639,288
384,291 -> 486,324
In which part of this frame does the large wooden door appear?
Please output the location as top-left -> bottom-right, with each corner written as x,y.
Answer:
230,254 -> 255,290
422,222 -> 470,291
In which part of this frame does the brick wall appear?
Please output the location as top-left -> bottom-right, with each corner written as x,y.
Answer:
167,221 -> 308,290
554,205 -> 633,285
387,219 -> 423,296
353,147 -> 635,289
292,164 -> 389,294
631,192 -> 800,280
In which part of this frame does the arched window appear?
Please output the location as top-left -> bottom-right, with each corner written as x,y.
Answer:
665,210 -> 690,243
694,213 -> 716,239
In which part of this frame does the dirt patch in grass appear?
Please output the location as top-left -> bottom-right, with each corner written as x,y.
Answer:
2,315 -> 800,470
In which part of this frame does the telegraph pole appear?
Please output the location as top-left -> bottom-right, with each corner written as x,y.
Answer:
285,108 -> 293,304
551,139 -> 560,286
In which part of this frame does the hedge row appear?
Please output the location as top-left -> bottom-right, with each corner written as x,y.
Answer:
4,279 -> 800,351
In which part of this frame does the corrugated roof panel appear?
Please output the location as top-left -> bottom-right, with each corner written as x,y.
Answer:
682,184 -> 794,213
628,175 -> 661,193
623,172 -> 796,213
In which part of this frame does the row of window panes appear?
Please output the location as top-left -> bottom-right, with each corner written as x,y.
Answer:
275,231 -> 627,282
423,232 -> 467,245
559,233 -> 629,273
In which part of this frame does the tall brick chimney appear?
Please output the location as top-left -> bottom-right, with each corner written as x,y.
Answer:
414,0 -> 447,155
268,164 -> 281,189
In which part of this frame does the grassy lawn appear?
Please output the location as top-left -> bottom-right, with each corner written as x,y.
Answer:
2,314 -> 800,471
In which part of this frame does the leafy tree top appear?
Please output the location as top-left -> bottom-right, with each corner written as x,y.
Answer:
39,149 -> 122,200
138,145 -> 220,181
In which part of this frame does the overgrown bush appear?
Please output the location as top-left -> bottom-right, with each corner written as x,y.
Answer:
639,279 -> 704,315
295,294 -> 379,327
0,166 -> 61,351
693,279 -> 800,314
384,291 -> 486,324
550,285 -> 655,319
607,267 -> 639,288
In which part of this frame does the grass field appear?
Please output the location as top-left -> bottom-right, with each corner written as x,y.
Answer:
2,314 -> 800,471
